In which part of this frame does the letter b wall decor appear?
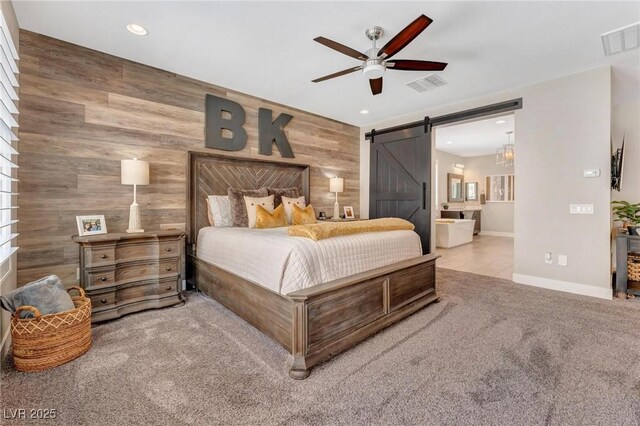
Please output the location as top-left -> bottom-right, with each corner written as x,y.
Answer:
205,94 -> 295,158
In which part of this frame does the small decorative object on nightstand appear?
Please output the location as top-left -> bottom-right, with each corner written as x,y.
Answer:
330,177 -> 344,219
73,230 -> 185,323
343,206 -> 355,219
121,158 -> 149,233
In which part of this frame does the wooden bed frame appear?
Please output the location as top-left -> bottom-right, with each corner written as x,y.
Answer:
187,151 -> 439,379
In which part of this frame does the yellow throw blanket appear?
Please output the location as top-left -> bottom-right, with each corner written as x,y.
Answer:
288,218 -> 415,241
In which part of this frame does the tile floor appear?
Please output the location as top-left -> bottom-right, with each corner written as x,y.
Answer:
435,234 -> 514,280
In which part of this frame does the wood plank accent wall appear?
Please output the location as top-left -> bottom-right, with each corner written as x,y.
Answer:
17,31 -> 360,286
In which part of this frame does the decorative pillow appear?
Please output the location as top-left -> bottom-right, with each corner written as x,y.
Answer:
244,195 -> 275,229
292,203 -> 317,225
228,188 -> 268,227
255,204 -> 288,229
207,195 -> 233,227
0,275 -> 75,319
267,187 -> 300,207
281,195 -> 306,225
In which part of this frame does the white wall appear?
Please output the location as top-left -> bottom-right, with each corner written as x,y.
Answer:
463,154 -> 514,234
360,66 -> 612,299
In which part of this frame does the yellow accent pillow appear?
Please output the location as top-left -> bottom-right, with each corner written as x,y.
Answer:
292,203 -> 317,225
255,204 -> 288,229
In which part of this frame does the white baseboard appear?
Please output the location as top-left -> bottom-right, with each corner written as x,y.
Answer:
479,231 -> 514,238
512,273 -> 612,300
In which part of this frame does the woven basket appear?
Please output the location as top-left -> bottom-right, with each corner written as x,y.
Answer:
628,253 -> 640,282
10,286 -> 92,372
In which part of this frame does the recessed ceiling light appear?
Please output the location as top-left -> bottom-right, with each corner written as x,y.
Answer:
496,120 -> 506,124
360,109 -> 370,114
446,140 -> 453,144
127,24 -> 148,36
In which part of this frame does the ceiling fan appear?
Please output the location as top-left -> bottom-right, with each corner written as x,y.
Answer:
312,15 -> 447,96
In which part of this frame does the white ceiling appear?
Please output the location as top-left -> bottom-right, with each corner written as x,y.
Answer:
14,1 -> 640,126
435,113 -> 514,157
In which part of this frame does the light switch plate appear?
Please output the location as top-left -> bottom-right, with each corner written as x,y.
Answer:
583,169 -> 601,178
558,255 -> 568,266
545,252 -> 553,264
569,204 -> 594,214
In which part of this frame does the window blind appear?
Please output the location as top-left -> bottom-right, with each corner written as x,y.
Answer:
0,10 -> 18,272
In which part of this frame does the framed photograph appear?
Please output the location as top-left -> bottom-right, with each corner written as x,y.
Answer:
76,215 -> 107,236
343,206 -> 355,219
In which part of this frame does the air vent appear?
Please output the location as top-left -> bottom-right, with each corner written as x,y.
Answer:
406,74 -> 448,93
601,22 -> 640,56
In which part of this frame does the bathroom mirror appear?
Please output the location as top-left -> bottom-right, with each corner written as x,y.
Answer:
465,182 -> 478,201
447,173 -> 465,203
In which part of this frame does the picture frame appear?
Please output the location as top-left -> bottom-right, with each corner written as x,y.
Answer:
343,206 -> 355,219
76,215 -> 107,236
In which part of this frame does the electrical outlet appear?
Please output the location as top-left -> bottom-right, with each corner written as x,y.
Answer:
558,255 -> 568,266
545,252 -> 553,264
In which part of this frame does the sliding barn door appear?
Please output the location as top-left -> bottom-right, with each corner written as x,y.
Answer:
369,126 -> 431,254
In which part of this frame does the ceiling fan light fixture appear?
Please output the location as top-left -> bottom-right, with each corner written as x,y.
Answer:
362,59 -> 386,80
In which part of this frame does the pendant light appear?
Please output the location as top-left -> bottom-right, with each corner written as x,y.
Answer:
496,131 -> 515,167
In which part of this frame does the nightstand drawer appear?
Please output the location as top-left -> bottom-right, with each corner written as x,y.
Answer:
84,245 -> 116,267
159,239 -> 181,258
115,279 -> 180,303
159,277 -> 180,295
115,259 -> 180,284
116,241 -> 157,263
89,289 -> 116,310
160,258 -> 179,275
86,268 -> 116,289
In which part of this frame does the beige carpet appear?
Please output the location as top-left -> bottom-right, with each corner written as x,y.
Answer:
2,269 -> 639,425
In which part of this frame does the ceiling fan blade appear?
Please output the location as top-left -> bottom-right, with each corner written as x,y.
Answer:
378,15 -> 433,60
312,66 -> 362,83
387,60 -> 448,71
369,77 -> 383,95
314,36 -> 368,61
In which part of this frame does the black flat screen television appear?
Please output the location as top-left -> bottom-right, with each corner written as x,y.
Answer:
611,137 -> 625,191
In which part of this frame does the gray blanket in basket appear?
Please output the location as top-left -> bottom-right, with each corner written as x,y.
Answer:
0,275 -> 75,319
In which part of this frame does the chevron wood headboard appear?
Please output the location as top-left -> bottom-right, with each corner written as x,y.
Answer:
187,152 -> 310,244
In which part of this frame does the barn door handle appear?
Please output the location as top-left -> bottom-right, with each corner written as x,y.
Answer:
422,182 -> 427,210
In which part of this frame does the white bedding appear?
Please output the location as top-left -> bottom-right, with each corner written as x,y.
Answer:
197,226 -> 422,295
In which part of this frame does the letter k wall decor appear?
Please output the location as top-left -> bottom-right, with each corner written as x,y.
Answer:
205,94 -> 295,158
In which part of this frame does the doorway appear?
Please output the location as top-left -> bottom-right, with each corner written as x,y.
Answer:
434,113 -> 515,280
366,98 -> 521,275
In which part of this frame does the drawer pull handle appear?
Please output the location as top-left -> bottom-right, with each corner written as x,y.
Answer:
165,248 -> 172,252
165,286 -> 172,291
165,267 -> 172,271
100,298 -> 107,304
99,277 -> 107,282
100,254 -> 107,259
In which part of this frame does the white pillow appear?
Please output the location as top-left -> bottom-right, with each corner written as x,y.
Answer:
281,196 -> 306,225
243,195 -> 274,229
207,195 -> 233,227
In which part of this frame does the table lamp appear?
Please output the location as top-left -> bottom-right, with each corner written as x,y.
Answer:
329,177 -> 344,219
121,158 -> 149,233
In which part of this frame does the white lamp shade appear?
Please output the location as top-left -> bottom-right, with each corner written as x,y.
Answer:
121,159 -> 149,185
329,177 -> 344,193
